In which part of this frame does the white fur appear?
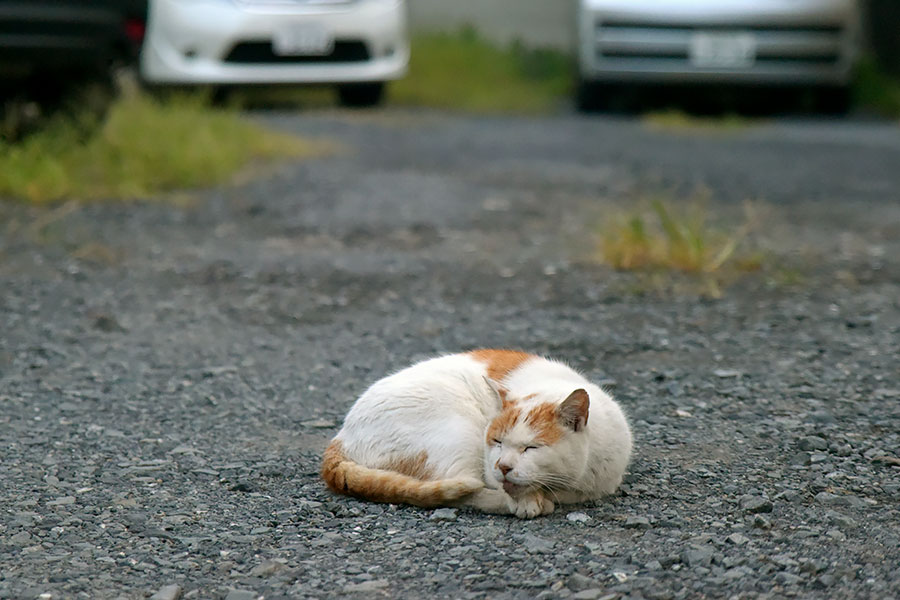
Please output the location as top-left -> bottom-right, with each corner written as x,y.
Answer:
333,353 -> 633,518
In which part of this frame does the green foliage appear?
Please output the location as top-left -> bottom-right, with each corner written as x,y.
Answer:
0,92 -> 323,204
390,29 -> 572,113
852,57 -> 900,118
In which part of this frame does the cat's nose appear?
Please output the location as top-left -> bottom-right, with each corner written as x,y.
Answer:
498,463 -> 512,476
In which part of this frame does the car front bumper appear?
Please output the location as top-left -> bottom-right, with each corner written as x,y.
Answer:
578,0 -> 861,86
140,0 -> 408,85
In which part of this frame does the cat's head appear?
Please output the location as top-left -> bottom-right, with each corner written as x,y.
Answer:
483,387 -> 590,497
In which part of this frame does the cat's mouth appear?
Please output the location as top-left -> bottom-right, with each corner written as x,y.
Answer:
502,480 -> 528,496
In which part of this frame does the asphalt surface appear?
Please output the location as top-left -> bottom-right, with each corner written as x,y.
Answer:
1,109 -> 899,600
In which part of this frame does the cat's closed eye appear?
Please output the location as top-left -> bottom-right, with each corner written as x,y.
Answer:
524,445 -> 539,452
491,438 -> 502,445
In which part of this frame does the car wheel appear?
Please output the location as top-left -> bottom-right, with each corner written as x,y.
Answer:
337,82 -> 385,108
576,80 -> 631,113
575,79 -> 600,112
814,85 -> 851,115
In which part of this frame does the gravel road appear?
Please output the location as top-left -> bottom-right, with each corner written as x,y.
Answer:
1,109 -> 899,600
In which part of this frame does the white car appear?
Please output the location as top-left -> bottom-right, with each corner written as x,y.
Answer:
140,0 -> 409,106
577,0 -> 863,111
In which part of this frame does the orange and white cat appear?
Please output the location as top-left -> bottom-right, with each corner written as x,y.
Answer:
321,350 -> 632,518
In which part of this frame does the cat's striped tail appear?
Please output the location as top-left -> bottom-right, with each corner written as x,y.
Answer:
321,440 -> 483,508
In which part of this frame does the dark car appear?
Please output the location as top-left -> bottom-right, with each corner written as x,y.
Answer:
0,0 -> 147,92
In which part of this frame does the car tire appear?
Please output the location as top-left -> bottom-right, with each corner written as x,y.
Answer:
575,79 -> 600,112
337,82 -> 385,108
814,85 -> 851,115
576,79 -> 629,113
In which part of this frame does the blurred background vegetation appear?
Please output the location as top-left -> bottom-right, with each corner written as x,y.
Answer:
2,3 -> 900,205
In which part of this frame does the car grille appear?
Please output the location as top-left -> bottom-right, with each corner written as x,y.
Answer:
224,40 -> 370,64
594,20 -> 845,68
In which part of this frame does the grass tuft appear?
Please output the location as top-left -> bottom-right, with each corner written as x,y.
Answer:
0,91 -> 326,204
390,28 -> 572,113
598,196 -> 761,297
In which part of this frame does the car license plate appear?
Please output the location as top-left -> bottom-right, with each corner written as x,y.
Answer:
689,32 -> 756,69
273,24 -> 333,56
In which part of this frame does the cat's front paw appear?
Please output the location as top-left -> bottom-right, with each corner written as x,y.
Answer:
507,491 -> 554,519
539,494 -> 555,515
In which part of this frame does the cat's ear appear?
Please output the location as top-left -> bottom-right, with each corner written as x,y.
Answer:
558,389 -> 590,432
483,377 -> 509,409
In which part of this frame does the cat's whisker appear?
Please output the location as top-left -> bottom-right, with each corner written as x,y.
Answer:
536,482 -> 564,504
535,473 -> 577,488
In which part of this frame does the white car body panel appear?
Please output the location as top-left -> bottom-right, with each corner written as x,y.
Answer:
141,0 -> 408,85
578,0 -> 862,85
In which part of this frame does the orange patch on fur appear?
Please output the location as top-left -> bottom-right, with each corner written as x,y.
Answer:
322,439 -> 479,507
525,403 -> 565,444
469,349 -> 534,382
486,405 -> 522,443
380,451 -> 432,480
321,439 -> 348,494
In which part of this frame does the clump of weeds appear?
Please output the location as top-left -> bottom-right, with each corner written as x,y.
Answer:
597,193 -> 765,298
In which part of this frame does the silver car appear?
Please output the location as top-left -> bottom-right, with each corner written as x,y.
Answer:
576,0 -> 863,110
140,0 -> 409,106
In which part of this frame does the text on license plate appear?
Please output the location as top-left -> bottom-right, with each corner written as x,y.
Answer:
273,24 -> 333,56
689,32 -> 756,69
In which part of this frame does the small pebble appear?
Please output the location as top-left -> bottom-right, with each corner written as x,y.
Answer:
791,452 -> 812,466
726,532 -> 750,545
300,419 -> 335,429
570,590 -> 604,600
9,531 -> 32,545
567,511 -> 591,524
740,495 -> 774,514
775,572 -> 804,586
344,580 -> 389,593
724,566 -> 752,580
825,510 -> 855,528
428,508 -> 458,522
624,515 -> 651,529
753,515 -> 773,529
798,436 -> 828,451
681,546 -> 714,567
714,369 -> 742,378
567,573 -> 599,591
46,497 -> 75,507
249,559 -> 286,577
150,585 -> 182,600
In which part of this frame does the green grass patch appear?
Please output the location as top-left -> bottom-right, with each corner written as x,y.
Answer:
0,92 -> 326,205
390,28 -> 572,113
852,57 -> 900,118
597,196 -> 763,298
